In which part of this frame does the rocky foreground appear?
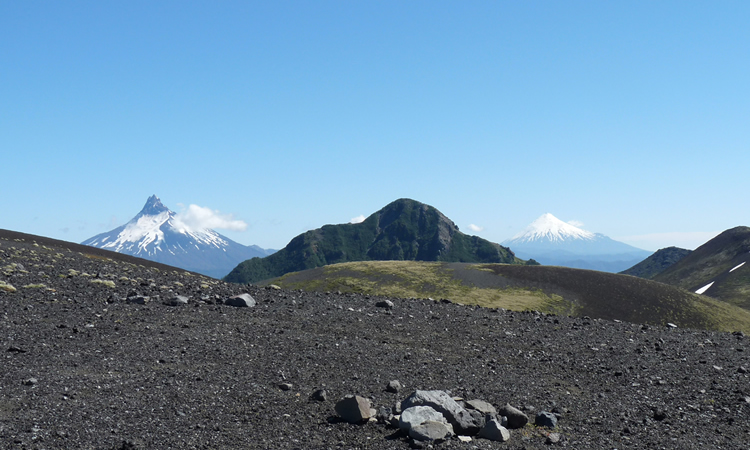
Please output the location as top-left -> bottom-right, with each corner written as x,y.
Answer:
1,235 -> 750,449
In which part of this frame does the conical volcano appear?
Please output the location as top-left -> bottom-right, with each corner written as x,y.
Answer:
503,213 -> 651,272
82,195 -> 273,278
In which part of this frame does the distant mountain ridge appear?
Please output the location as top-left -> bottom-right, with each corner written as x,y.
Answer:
503,213 -> 652,272
82,195 -> 274,278
653,226 -> 750,309
224,198 -> 529,284
620,247 -> 692,279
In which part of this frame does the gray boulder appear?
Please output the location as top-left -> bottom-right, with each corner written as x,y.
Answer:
499,403 -> 528,429
164,295 -> 189,306
478,418 -> 510,442
225,293 -> 256,307
399,405 -> 451,431
466,399 -> 497,415
386,380 -> 402,393
409,420 -> 454,442
311,389 -> 327,402
535,411 -> 558,428
335,395 -> 372,424
401,390 -> 481,435
375,300 -> 394,309
127,295 -> 149,304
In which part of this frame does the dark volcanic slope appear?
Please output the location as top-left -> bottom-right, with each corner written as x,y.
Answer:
0,229 -> 196,273
268,261 -> 750,332
654,226 -> 750,309
2,233 -> 750,449
620,246 -> 692,279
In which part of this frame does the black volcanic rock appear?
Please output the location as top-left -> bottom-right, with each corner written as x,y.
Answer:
620,246 -> 692,279
224,198 -> 524,283
2,230 -> 750,449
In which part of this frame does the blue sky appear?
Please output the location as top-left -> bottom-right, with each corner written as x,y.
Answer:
2,1 -> 748,251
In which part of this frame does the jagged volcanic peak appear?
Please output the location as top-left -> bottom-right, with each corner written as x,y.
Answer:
83,195 -> 228,257
507,213 -> 596,244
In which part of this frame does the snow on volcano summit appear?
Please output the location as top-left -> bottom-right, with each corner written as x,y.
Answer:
84,195 -> 227,256
82,195 -> 273,278
508,213 -> 596,244
502,213 -> 652,273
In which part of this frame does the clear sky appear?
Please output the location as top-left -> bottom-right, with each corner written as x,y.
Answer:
2,1 -> 748,252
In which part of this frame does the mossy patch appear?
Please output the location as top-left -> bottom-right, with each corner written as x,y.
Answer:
271,261 -> 576,314
91,279 -> 116,288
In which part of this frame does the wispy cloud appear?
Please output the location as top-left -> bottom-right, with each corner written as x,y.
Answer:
616,231 -> 721,251
174,205 -> 247,231
468,224 -> 484,232
567,220 -> 584,228
350,215 -> 366,224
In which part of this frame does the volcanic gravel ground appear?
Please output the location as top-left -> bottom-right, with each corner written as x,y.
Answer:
1,237 -> 750,449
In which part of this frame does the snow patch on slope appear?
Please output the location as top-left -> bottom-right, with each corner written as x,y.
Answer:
695,281 -> 715,295
730,261 -> 746,273
102,211 -> 171,252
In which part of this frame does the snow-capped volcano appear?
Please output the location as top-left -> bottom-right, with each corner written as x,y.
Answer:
509,213 -> 596,243
503,213 -> 652,273
82,195 -> 274,278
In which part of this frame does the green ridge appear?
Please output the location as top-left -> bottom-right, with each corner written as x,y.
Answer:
224,198 -> 526,283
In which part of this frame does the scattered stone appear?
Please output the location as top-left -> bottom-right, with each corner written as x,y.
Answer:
465,399 -> 497,415
546,432 -> 562,444
268,284 -> 281,290
23,377 -> 38,386
164,295 -> 189,306
457,435 -> 472,442
467,409 -> 487,429
126,295 -> 149,304
399,405 -> 450,432
311,389 -> 327,401
409,420 -> 454,442
225,293 -> 256,307
376,300 -> 394,309
401,390 -> 481,435
667,323 -> 677,328
738,366 -> 748,374
653,408 -> 667,421
278,383 -> 293,391
478,418 -> 510,442
7,346 -> 26,353
114,439 -> 144,450
335,395 -> 372,424
376,406 -> 393,424
535,411 -> 558,428
386,380 -> 402,393
499,403 -> 528,429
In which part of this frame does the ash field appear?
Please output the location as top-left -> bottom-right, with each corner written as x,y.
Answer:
1,231 -> 749,449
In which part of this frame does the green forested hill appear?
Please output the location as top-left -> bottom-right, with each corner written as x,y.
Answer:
224,198 -> 527,283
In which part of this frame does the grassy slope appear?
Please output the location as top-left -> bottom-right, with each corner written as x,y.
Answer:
268,260 -> 750,333
654,226 -> 750,309
620,246 -> 692,279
